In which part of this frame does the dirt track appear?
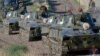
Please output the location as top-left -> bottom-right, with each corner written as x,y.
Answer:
0,27 -> 50,56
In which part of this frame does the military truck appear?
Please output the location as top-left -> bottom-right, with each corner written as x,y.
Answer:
20,21 -> 42,41
19,13 -> 42,41
1,0 -> 32,18
3,17 -> 19,35
3,11 -> 20,35
19,11 -> 54,42
8,18 -> 19,34
48,13 -> 100,56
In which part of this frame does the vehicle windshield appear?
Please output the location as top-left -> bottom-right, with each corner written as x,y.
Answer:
25,12 -> 36,21
6,11 -> 17,18
63,15 -> 73,26
50,14 -> 74,28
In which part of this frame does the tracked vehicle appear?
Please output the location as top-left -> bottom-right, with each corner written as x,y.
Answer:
48,13 -> 100,56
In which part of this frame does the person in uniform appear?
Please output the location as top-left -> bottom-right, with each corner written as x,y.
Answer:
79,9 -> 90,31
40,5 -> 48,18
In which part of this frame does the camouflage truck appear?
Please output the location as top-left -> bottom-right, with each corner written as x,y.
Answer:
19,21 -> 42,41
3,17 -> 19,35
1,0 -> 19,18
19,11 -> 54,42
48,13 -> 100,56
1,0 -> 32,18
19,13 -> 42,41
3,11 -> 19,35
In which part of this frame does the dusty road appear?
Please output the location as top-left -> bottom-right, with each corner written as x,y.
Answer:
0,27 -> 50,56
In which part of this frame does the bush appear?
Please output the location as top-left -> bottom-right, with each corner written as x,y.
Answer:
6,44 -> 28,56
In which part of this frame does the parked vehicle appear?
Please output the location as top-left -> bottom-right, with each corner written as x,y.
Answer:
48,13 -> 100,56
8,18 -> 19,34
19,13 -> 42,41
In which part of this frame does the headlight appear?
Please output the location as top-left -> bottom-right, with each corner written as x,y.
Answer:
26,14 -> 31,19
43,18 -> 47,23
57,19 -> 64,25
48,18 -> 53,24
20,15 -> 24,20
7,12 -> 11,17
59,21 -> 64,25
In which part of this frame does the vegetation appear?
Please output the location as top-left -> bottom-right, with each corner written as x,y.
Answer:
31,2 -> 49,11
31,3 -> 41,11
6,44 -> 28,56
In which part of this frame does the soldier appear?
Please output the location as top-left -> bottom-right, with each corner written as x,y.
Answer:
40,5 -> 48,18
80,12 -> 90,31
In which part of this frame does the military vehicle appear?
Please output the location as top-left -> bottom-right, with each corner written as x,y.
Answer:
8,18 -> 19,34
18,2 -> 49,41
47,13 -> 100,56
3,11 -> 20,35
1,0 -> 32,18
19,13 -> 42,41
1,0 -> 19,17
3,17 -> 19,35
18,9 -> 54,42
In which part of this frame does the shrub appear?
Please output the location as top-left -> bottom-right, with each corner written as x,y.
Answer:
6,44 -> 28,56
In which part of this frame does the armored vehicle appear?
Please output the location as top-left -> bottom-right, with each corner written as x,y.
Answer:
3,11 -> 19,35
3,17 -> 19,35
19,13 -> 42,41
1,0 -> 19,17
48,13 -> 100,56
8,18 -> 19,34
1,0 -> 31,18
20,21 -> 42,41
19,11 -> 54,42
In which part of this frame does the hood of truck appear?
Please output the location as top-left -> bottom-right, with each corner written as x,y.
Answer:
61,28 -> 100,37
27,21 -> 40,28
8,17 -> 18,23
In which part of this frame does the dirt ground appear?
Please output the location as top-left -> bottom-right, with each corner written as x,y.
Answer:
0,27 -> 51,56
